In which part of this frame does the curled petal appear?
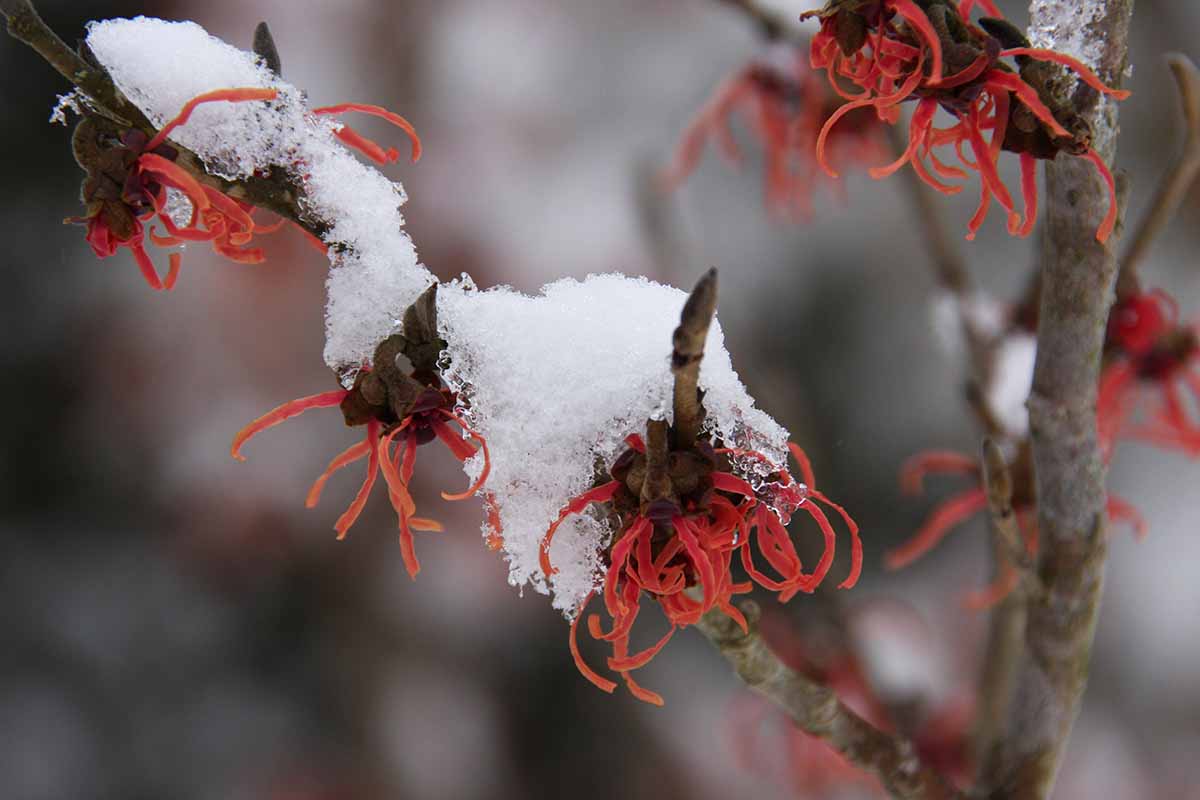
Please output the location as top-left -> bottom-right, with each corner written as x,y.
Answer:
314,102 -> 422,162
540,481 -> 622,577
889,0 -> 943,84
899,450 -> 979,496
963,562 -> 1019,610
307,439 -> 373,509
128,237 -> 165,291
438,410 -> 491,500
1080,148 -> 1119,244
983,71 -> 1070,138
811,489 -> 862,589
711,471 -> 756,498
333,420 -> 381,539
886,487 -> 988,569
230,389 -> 349,461
607,627 -> 675,672
147,87 -> 279,152
1015,152 -> 1040,238
1106,494 -> 1148,541
1000,48 -> 1131,100
571,593 -> 617,695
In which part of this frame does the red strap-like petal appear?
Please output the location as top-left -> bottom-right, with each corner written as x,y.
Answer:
231,389 -> 349,461
314,102 -> 422,162
886,487 -> 988,569
333,420 -> 381,539
147,87 -> 279,152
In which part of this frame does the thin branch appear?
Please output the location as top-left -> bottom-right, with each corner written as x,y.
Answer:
981,440 -> 1035,578
3,1 -> 324,235
989,3 -> 1135,798
973,439 -> 1038,783
671,268 -> 717,449
1117,53 -> 1200,296
714,0 -> 808,46
694,600 -> 966,800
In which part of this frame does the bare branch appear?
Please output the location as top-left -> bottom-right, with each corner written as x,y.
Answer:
3,0 -> 147,126
981,440 -> 1034,576
694,600 -> 966,800
988,3 -> 1135,797
714,0 -> 806,46
671,268 -> 717,449
1118,53 -> 1200,294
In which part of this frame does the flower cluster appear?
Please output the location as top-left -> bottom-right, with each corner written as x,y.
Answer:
541,423 -> 860,705
662,51 -> 887,218
803,0 -> 1129,241
68,88 -> 282,289
67,88 -> 422,290
231,330 -> 489,578
887,447 -> 1144,608
1100,289 -> 1200,457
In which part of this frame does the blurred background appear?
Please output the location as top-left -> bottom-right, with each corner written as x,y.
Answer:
2,1 -> 1199,798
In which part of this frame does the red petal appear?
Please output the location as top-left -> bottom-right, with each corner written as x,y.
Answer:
886,487 -> 988,569
333,420 -> 381,539
231,389 -> 349,461
147,87 -> 278,152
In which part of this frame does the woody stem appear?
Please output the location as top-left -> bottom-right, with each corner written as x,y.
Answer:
987,2 -> 1135,797
694,599 -> 966,800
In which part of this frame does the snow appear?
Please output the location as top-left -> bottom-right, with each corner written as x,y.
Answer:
86,17 -> 434,375
1028,0 -> 1124,156
986,332 -> 1037,438
437,273 -> 790,615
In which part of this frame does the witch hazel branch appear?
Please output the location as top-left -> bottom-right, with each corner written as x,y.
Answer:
3,3 -> 868,712
8,0 -> 1196,797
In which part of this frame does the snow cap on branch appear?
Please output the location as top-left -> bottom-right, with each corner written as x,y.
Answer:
437,273 -> 790,614
86,17 -> 434,372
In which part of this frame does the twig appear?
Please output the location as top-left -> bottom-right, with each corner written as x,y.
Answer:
980,439 -> 1035,579
715,0 -> 807,46
987,3 -> 1135,797
671,268 -> 717,449
3,1 -> 324,235
694,600 -> 966,800
1118,53 -> 1200,295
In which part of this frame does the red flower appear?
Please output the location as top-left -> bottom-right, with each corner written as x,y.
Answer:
231,371 -> 489,578
69,88 -> 281,290
887,449 -> 1145,608
806,1 -> 1129,242
68,89 -> 423,289
540,435 -> 860,705
662,54 -> 887,218
1100,289 -> 1200,456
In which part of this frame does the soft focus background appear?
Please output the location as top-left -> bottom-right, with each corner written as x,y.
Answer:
2,1 -> 1199,798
